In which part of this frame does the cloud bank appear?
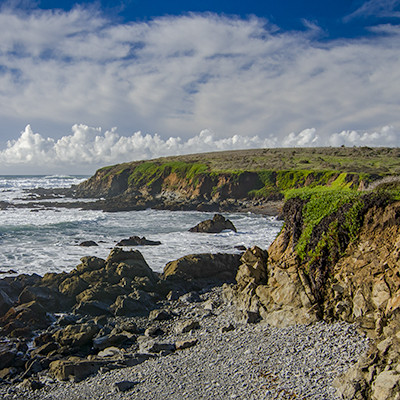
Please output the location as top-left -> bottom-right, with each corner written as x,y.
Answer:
0,6 -> 399,148
0,124 -> 398,174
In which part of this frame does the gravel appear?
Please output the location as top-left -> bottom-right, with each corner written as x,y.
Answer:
0,287 -> 370,400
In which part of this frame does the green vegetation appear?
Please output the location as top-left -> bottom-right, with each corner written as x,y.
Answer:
287,187 -> 362,260
127,161 -> 209,187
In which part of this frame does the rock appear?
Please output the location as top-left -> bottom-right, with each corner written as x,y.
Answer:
93,331 -> 133,350
114,380 -> 139,392
175,319 -> 200,334
74,300 -> 112,316
0,301 -> 51,337
79,241 -> 98,247
144,326 -> 164,337
175,338 -> 198,350
234,310 -> 260,324
139,340 -> 175,354
372,370 -> 400,400
110,293 -> 151,317
0,289 -> 13,316
53,322 -> 100,348
18,285 -> 63,311
163,253 -> 241,282
179,291 -> 201,303
219,322 -> 235,333
189,214 -> 237,233
0,342 -> 17,370
97,347 -> 124,358
49,358 -> 106,382
19,378 -> 44,391
75,256 -> 105,273
116,236 -> 161,246
149,309 -> 173,321
58,276 -> 89,298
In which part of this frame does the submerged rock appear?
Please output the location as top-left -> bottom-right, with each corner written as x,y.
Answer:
189,214 -> 237,233
116,236 -> 161,246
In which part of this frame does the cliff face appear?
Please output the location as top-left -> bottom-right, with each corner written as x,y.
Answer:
226,196 -> 400,399
74,159 -> 379,212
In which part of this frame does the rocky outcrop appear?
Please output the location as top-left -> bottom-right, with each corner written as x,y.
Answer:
225,196 -> 400,399
0,247 -> 241,385
116,236 -> 161,246
189,214 -> 237,233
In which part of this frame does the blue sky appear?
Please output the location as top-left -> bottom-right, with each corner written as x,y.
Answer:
0,0 -> 399,173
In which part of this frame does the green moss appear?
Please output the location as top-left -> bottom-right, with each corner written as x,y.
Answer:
287,187 -> 361,260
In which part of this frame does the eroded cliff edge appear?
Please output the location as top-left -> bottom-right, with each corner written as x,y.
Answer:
225,192 -> 400,399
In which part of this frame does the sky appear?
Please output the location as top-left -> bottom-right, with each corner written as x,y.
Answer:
0,0 -> 399,174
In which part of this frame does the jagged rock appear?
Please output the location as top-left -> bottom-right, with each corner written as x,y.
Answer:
75,256 -> 105,273
79,241 -> 98,247
189,214 -> 237,233
144,325 -> 164,337
93,331 -> 133,350
58,276 -> 89,298
74,300 -> 112,316
18,286 -> 63,311
116,236 -> 161,246
0,289 -> 13,316
179,291 -> 201,303
0,342 -> 17,370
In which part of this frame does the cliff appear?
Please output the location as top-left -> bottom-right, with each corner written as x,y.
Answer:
225,189 -> 400,399
71,146 -> 400,212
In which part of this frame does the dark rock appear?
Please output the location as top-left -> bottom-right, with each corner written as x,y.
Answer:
139,340 -> 175,354
0,289 -> 13,316
73,300 -> 112,316
0,301 -> 52,337
93,331 -> 133,350
234,245 -> 247,251
219,322 -> 235,333
110,295 -> 150,317
18,286 -> 63,312
234,310 -> 261,324
114,380 -> 139,392
0,342 -> 17,369
75,257 -> 105,273
79,241 -> 98,247
20,378 -> 45,391
189,214 -> 237,233
116,236 -> 161,246
58,276 -> 89,297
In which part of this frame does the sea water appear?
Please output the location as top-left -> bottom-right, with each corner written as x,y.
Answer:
0,175 -> 283,276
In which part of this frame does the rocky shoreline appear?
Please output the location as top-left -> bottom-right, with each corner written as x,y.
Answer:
0,285 -> 370,400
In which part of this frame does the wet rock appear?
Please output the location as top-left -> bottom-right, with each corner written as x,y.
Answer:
79,241 -> 98,247
189,214 -> 237,233
116,236 -> 161,246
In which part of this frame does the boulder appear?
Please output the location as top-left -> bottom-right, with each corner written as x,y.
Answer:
49,358 -> 106,382
79,241 -> 98,247
189,214 -> 237,233
116,236 -> 161,246
53,322 -> 100,348
0,301 -> 51,337
163,253 -> 241,282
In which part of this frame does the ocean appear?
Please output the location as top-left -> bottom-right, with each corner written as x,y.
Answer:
0,175 -> 283,276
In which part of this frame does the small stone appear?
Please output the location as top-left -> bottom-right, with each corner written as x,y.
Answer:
175,338 -> 198,350
145,326 -> 165,337
149,309 -> 173,321
175,319 -> 200,334
114,380 -> 139,392
220,323 -> 235,333
179,292 -> 201,303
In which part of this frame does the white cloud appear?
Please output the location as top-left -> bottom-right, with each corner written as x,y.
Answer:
0,7 -> 399,163
344,0 -> 400,21
0,124 -> 398,174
